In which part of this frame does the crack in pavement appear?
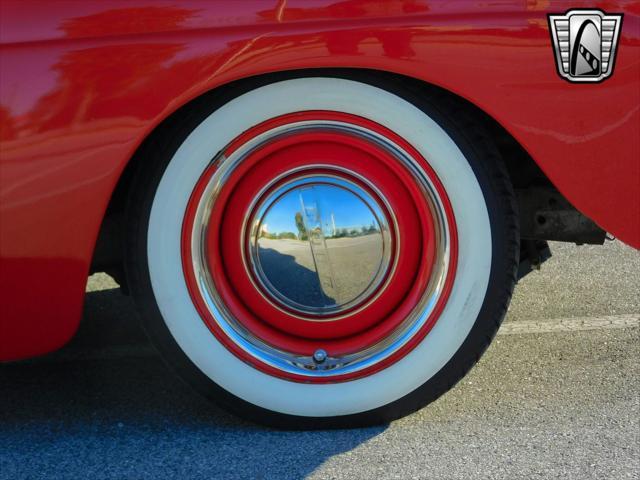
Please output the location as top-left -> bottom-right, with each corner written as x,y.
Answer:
498,314 -> 639,335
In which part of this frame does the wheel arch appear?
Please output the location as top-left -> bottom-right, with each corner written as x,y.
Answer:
90,68 -> 565,287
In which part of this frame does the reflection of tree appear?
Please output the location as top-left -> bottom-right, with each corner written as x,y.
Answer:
260,231 -> 297,240
328,224 -> 379,239
60,6 -> 196,38
0,5 -> 202,140
0,105 -> 17,141
25,44 -> 184,134
295,212 -> 308,241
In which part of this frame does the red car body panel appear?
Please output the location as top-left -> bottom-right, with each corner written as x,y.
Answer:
1,0 -> 638,361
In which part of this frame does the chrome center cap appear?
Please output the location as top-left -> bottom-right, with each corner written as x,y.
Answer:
248,174 -> 393,317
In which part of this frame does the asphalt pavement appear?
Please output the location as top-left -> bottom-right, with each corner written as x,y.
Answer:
258,235 -> 384,307
1,241 -> 638,479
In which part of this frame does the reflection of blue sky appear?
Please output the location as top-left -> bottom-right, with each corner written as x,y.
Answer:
262,186 -> 377,235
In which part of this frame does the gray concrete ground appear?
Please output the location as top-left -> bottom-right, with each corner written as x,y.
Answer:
258,234 -> 383,308
1,241 -> 638,479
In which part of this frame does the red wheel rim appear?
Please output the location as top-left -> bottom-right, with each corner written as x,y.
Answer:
182,111 -> 458,383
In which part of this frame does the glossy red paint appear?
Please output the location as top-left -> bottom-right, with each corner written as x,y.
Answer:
1,1 -> 638,361
181,110 -> 457,382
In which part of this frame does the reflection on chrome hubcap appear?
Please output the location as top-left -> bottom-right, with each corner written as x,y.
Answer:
249,175 -> 393,317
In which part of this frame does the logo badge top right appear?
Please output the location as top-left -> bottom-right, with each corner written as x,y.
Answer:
548,9 -> 623,83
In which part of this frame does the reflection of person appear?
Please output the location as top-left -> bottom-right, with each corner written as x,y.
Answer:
295,212 -> 308,240
324,27 -> 416,59
263,0 -> 429,21
259,0 -> 428,59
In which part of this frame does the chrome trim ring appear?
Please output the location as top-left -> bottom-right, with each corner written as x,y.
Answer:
187,119 -> 451,378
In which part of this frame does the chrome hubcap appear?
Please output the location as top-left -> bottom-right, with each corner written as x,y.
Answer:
248,174 -> 393,317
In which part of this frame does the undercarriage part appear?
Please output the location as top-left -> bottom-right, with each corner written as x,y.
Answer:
517,187 -> 606,245
518,239 -> 552,280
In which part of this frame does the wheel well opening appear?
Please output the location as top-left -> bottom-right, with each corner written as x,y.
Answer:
90,68 -> 595,289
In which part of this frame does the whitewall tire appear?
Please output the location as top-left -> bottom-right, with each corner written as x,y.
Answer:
126,72 -> 518,428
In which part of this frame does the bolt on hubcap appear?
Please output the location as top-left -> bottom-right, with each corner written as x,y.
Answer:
313,349 -> 328,363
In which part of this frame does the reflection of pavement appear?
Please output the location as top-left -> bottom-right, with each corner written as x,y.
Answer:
257,240 -> 329,308
258,235 -> 383,307
258,238 -> 316,268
